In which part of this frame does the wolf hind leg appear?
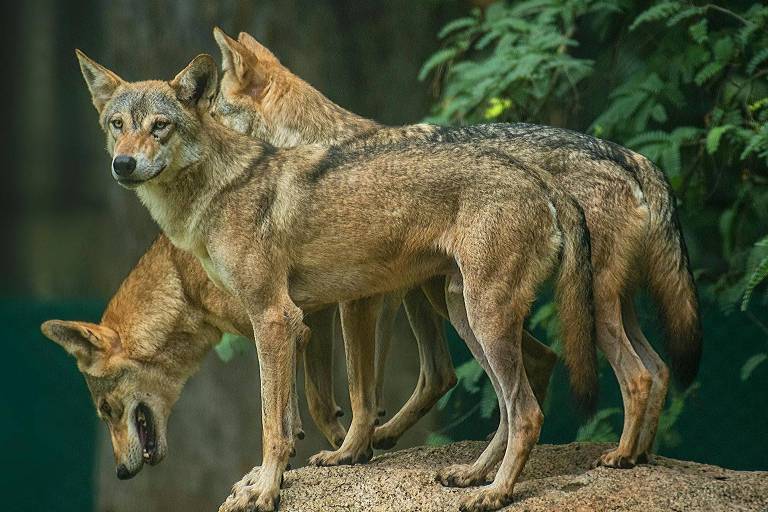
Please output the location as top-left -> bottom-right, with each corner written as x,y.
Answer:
309,296 -> 379,467
374,284 -> 457,450
622,299 -> 669,462
373,291 -> 404,419
303,307 -> 347,449
456,262 -> 543,512
436,273 -> 508,488
595,289 -> 653,469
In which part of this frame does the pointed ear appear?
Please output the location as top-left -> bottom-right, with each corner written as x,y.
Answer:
75,49 -> 124,113
237,32 -> 280,65
41,320 -> 121,369
170,54 -> 218,109
213,27 -> 252,84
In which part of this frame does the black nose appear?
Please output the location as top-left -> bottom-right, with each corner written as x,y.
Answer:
116,464 -> 131,480
112,155 -> 137,177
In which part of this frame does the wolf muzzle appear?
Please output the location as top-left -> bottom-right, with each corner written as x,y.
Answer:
112,155 -> 137,177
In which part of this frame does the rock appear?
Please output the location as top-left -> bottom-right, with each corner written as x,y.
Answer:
223,441 -> 768,511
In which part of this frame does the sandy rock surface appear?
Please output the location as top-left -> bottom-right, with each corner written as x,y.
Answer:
223,441 -> 768,511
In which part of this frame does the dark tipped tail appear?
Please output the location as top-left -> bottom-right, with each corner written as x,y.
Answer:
645,212 -> 702,388
554,198 -> 599,415
630,154 -> 702,388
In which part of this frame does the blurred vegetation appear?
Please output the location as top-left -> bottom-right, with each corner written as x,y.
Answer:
421,0 -> 768,446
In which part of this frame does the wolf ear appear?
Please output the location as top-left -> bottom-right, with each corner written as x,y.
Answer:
237,32 -> 280,65
75,49 -> 124,113
41,320 -> 121,369
213,27 -> 253,84
170,54 -> 218,109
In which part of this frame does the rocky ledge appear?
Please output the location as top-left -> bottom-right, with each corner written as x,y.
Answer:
222,441 -> 768,511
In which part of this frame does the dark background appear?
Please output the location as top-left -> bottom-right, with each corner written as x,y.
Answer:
1,1 -> 766,512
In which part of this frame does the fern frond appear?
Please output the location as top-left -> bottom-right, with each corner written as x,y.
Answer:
630,1 -> 682,31
747,47 -> 768,75
706,125 -> 735,154
741,236 -> 768,310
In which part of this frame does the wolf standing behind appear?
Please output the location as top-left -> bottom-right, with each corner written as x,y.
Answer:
218,29 -> 702,469
76,49 -> 596,512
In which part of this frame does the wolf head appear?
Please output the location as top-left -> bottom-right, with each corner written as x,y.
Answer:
75,50 -> 218,189
40,319 -> 177,478
40,241 -> 219,479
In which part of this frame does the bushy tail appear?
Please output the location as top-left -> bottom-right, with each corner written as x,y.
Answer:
554,197 -> 599,415
624,154 -> 702,389
645,207 -> 702,388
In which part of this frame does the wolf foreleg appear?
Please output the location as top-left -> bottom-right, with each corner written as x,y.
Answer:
374,286 -> 456,449
221,295 -> 303,512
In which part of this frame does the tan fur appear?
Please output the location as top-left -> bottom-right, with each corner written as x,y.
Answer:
76,48 -> 596,512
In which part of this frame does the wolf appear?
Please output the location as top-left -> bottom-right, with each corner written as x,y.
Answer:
75,50 -> 597,512
214,29 -> 702,471
41,236 -> 346,478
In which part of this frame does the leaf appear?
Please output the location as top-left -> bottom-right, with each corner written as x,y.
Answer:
426,433 -> 453,446
418,48 -> 458,81
455,359 -> 486,394
484,97 -> 512,119
747,48 -> 768,75
741,353 -> 768,381
480,381 -> 498,418
706,125 -> 735,154
694,61 -> 723,86
655,383 -> 699,450
713,36 -> 735,64
629,1 -> 682,31
689,19 -> 708,44
741,238 -> 768,310
666,6 -> 704,27
651,104 -> 668,123
438,17 -> 477,39
575,407 -> 621,442
214,333 -> 252,363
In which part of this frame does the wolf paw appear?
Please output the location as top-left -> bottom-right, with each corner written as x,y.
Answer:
233,469 -> 257,493
436,464 -> 489,488
635,451 -> 650,464
308,444 -> 373,466
458,486 -> 513,512
595,449 -> 636,469
219,471 -> 280,512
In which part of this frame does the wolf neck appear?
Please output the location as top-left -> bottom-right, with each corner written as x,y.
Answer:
137,121 -> 261,252
263,75 -> 380,147
100,237 -> 221,369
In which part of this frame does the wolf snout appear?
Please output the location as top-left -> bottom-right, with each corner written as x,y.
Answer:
116,463 -> 133,480
112,155 -> 137,177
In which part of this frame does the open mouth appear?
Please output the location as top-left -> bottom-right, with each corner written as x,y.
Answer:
135,403 -> 158,464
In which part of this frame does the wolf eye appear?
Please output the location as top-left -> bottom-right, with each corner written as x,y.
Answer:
99,400 -> 113,418
152,120 -> 169,131
110,119 -> 123,130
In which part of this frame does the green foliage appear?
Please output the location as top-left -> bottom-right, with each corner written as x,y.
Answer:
423,0 -> 768,443
741,353 -> 767,381
741,236 -> 768,310
655,384 -> 699,449
575,407 -> 620,442
214,333 -> 253,362
419,0 -> 604,124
